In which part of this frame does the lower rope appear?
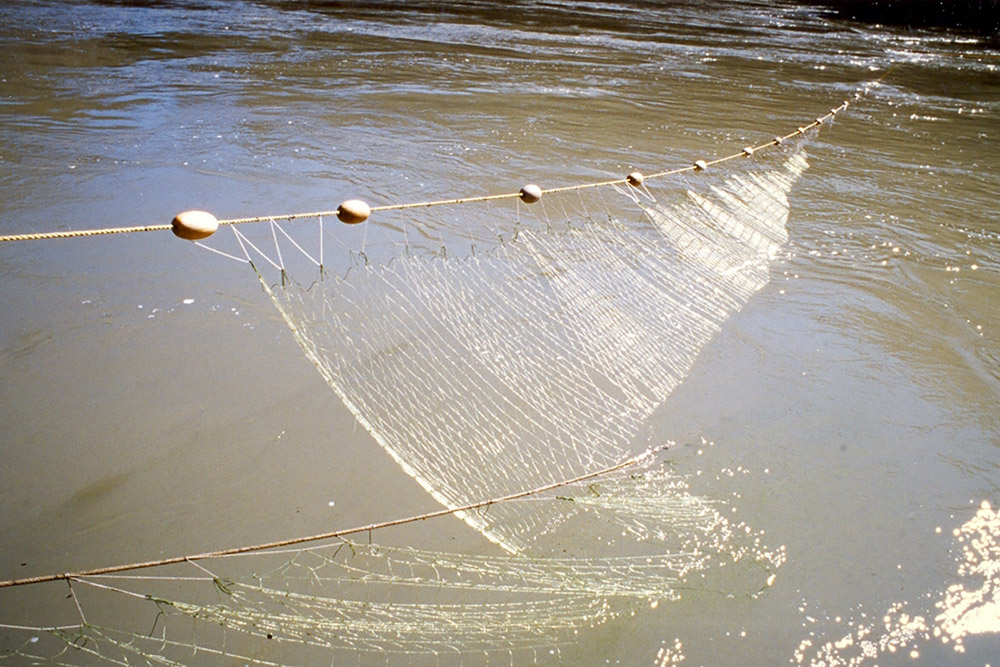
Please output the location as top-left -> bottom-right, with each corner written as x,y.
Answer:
0,445 -> 664,589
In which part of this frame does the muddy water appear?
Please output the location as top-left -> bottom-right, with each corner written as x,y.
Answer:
0,1 -> 998,664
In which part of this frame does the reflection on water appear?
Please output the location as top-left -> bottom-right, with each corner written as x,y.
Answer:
0,0 -> 998,664
794,501 -> 1000,665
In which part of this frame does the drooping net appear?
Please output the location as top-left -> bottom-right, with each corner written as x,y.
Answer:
1,142 -> 807,665
265,148 -> 807,552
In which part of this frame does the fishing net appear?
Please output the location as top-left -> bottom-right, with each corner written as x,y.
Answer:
255,147 -> 807,554
1,468 -> 781,665
2,137 -> 810,664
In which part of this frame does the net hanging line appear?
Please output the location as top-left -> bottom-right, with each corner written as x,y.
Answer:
0,99 -> 855,244
0,85 -> 881,665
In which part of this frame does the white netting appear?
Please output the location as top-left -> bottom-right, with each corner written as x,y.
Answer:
1,141 -> 809,665
260,148 -> 806,552
1,466 -> 782,665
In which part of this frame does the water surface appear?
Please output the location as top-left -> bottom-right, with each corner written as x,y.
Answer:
1,1 -> 998,664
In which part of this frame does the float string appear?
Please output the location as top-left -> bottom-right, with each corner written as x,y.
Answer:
0,100 -> 852,244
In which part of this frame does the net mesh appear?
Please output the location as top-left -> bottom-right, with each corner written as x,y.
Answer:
2,142 -> 808,664
1,468 -> 781,665
262,148 -> 807,553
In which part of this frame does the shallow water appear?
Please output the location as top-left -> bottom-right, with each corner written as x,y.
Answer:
0,0 -> 998,664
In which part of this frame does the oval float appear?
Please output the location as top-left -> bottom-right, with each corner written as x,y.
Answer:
337,199 -> 371,224
519,184 -> 542,204
171,210 -> 219,241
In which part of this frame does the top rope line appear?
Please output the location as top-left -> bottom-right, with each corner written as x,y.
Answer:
0,100 -> 851,244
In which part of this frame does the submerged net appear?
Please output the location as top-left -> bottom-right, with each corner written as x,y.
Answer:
1,467 -> 782,665
3,133 -> 813,664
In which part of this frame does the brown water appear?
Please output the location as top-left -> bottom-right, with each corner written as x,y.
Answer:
0,1 -> 998,664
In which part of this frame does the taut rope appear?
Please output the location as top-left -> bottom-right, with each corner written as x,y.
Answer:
0,102 -> 848,243
0,445 -> 665,589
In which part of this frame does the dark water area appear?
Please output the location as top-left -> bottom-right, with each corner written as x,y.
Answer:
809,0 -> 1000,36
0,0 -> 998,664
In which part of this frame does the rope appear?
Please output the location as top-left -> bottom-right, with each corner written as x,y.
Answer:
0,444 -> 666,589
0,100 -> 852,244
0,223 -> 173,242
